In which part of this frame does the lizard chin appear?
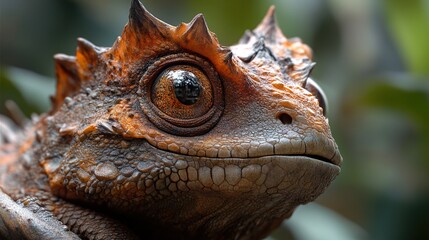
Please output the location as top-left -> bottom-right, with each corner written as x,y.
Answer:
118,155 -> 340,240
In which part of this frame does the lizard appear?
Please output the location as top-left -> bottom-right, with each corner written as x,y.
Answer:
0,0 -> 342,239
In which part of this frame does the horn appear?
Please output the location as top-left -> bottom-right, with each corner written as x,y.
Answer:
182,14 -> 214,45
253,6 -> 283,43
52,54 -> 80,113
76,38 -> 100,66
129,0 -> 171,36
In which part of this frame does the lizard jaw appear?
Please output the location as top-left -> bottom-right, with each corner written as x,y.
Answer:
118,155 -> 340,240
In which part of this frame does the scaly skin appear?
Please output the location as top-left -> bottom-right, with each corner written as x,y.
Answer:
0,1 -> 342,239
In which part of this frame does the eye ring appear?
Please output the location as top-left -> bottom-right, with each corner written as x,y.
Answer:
138,53 -> 224,136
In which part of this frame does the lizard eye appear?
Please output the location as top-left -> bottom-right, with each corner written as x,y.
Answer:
139,54 -> 224,136
151,65 -> 212,119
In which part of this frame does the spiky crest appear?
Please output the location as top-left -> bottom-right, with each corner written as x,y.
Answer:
234,5 -> 315,85
182,14 -> 214,45
51,1 -> 316,115
255,6 -> 285,44
108,0 -> 232,75
50,38 -> 102,113
241,6 -> 286,45
76,38 -> 102,75
129,0 -> 172,37
51,54 -> 80,113
109,0 -> 176,64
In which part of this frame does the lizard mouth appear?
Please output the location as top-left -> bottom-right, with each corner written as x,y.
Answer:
296,153 -> 340,166
212,144 -> 343,167
205,153 -> 341,166
271,139 -> 343,167
200,154 -> 341,169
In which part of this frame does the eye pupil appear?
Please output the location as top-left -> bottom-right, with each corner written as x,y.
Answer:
171,70 -> 201,105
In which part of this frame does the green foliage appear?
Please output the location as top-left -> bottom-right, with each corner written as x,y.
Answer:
359,76 -> 429,167
383,0 -> 429,74
0,67 -> 54,116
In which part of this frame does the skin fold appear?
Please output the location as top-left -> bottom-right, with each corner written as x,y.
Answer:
0,0 -> 342,239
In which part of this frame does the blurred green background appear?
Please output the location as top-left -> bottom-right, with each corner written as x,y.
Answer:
1,0 -> 428,239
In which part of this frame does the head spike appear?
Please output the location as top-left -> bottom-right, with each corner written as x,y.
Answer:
257,6 -> 276,30
77,38 -> 100,57
253,6 -> 284,43
182,14 -> 214,45
109,0 -> 173,64
52,54 -> 80,113
76,38 -> 100,70
129,0 -> 171,36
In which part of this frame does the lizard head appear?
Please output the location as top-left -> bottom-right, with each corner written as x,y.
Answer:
39,0 -> 342,238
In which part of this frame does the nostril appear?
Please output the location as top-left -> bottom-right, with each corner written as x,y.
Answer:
277,112 -> 293,125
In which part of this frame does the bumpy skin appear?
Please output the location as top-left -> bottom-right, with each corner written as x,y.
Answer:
0,1 -> 342,239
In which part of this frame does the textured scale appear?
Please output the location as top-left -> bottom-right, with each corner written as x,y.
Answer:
0,1 -> 342,239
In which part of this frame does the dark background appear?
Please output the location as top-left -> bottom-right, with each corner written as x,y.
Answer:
1,0 -> 428,239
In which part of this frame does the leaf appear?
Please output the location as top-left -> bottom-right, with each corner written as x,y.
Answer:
0,67 -> 55,116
